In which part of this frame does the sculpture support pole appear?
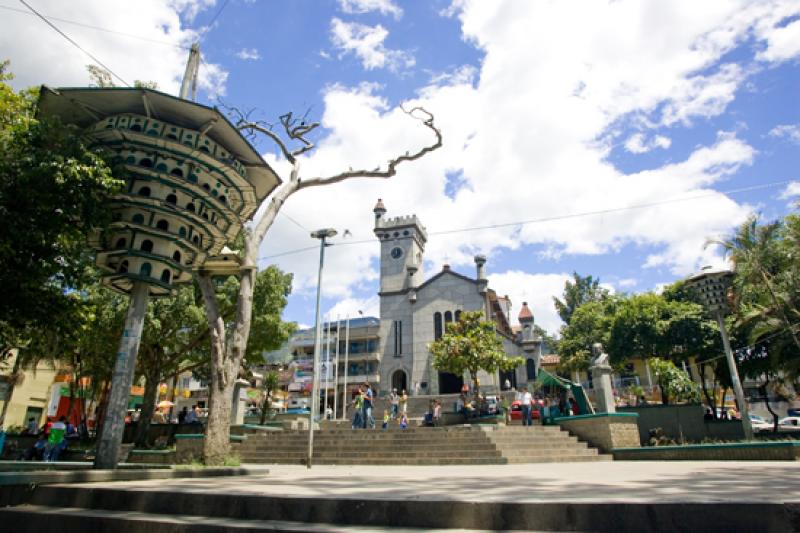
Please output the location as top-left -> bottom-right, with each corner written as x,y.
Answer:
716,311 -> 754,440
95,282 -> 149,469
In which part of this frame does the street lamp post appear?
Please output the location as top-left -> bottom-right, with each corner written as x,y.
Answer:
687,266 -> 754,440
307,228 -> 337,468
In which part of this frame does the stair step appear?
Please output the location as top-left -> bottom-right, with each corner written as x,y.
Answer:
0,505 -> 488,533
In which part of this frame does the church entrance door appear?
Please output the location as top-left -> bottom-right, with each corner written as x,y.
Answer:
438,372 -> 463,394
391,369 -> 407,392
499,369 -> 517,390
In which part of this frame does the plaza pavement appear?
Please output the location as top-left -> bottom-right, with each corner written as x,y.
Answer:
73,460 -> 800,503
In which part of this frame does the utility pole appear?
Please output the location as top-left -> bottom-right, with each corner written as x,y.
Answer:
342,315 -> 350,421
180,43 -> 200,101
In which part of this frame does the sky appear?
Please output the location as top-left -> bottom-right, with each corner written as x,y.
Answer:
2,0 -> 800,336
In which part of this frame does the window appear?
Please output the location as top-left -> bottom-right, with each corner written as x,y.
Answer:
156,219 -> 169,231
140,240 -> 154,253
160,269 -> 171,283
434,312 -> 442,341
178,226 -> 186,237
132,214 -> 145,224
138,186 -> 151,197
186,202 -> 195,212
455,310 -> 462,322
172,250 -> 181,262
119,260 -> 129,273
140,262 -> 152,277
170,167 -> 183,178
444,311 -> 453,325
139,158 -> 153,167
166,194 -> 177,205
115,238 -> 127,249
526,358 -> 536,381
218,195 -> 226,204
393,320 -> 402,356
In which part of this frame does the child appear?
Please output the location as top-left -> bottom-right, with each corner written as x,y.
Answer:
400,413 -> 408,429
382,410 -> 389,430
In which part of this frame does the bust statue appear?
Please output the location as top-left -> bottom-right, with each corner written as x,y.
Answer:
590,342 -> 609,367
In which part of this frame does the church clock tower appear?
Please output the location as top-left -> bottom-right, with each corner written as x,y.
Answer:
373,199 -> 427,294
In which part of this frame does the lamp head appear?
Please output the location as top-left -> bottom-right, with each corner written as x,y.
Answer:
310,228 -> 337,239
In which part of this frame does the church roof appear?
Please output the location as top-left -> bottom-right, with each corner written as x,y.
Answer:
518,302 -> 534,322
413,265 -> 477,293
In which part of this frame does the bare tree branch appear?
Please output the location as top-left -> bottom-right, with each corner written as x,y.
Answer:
297,106 -> 441,189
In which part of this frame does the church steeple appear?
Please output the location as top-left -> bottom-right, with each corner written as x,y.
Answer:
373,200 -> 427,294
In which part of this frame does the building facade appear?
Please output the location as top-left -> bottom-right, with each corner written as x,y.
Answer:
373,200 -> 541,396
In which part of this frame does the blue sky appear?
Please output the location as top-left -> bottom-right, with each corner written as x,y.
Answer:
3,0 -> 800,334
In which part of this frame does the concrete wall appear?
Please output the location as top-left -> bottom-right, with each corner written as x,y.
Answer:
556,413 -> 641,453
613,441 -> 800,461
618,404 -> 745,444
0,355 -> 57,429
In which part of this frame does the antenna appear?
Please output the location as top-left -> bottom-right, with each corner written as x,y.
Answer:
180,42 -> 200,101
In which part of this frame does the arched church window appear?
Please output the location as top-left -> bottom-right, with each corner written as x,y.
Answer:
139,158 -> 153,168
455,310 -> 462,322
172,250 -> 181,262
140,240 -> 154,253
138,186 -> 151,197
434,312 -> 442,341
140,262 -> 152,277
166,194 -> 177,205
444,311 -> 453,325
132,214 -> 145,225
156,219 -> 169,231
160,269 -> 171,283
526,358 -> 536,381
115,238 -> 127,249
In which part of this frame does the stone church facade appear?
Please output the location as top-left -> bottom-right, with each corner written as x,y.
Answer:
372,200 -> 542,396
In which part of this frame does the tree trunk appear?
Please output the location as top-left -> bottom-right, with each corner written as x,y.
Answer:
134,367 -> 160,448
759,380 -> 779,433
259,392 -> 270,426
699,364 -> 717,419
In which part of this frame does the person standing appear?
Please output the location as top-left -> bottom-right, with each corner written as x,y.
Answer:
520,387 -> 533,427
363,382 -> 375,429
400,390 -> 408,416
351,386 -> 364,429
389,389 -> 400,420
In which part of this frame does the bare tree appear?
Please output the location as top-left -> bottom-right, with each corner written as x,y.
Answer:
197,106 -> 441,464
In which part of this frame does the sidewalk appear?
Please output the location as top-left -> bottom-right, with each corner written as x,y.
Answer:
74,461 -> 800,503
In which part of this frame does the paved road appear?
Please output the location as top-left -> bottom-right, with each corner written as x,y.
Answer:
70,461 -> 800,503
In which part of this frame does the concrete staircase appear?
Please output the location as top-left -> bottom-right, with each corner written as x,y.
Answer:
238,425 -> 610,465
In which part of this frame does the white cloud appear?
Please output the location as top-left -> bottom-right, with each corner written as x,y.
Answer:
487,271 -> 572,334
754,9 -> 800,62
324,296 -> 380,321
235,47 -> 261,61
338,0 -> 403,19
769,124 -> 800,144
256,2 -> 799,326
330,18 -> 415,72
780,181 -> 800,199
0,0 -> 227,97
624,133 -> 672,154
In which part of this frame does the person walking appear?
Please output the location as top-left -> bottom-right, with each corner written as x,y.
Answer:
389,389 -> 400,420
520,387 -> 533,427
363,382 -> 375,429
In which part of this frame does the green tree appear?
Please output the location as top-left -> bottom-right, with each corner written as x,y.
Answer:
259,370 -> 280,425
647,358 -> 700,405
0,62 -> 121,348
557,298 -> 618,374
553,272 -> 608,325
429,310 -> 523,397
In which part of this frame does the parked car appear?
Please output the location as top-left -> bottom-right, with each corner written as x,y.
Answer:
509,400 -> 542,421
778,416 -> 800,427
748,414 -> 774,432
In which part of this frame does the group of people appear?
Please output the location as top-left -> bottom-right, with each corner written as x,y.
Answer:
20,416 -> 79,461
351,384 -> 410,430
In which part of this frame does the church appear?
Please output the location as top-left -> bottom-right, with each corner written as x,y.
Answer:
372,199 -> 542,396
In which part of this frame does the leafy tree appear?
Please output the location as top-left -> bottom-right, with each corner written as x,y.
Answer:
647,358 -> 700,405
133,265 -> 294,446
557,298 -> 618,374
553,272 -> 608,325
0,62 -> 121,347
259,370 -> 280,425
430,310 -> 523,397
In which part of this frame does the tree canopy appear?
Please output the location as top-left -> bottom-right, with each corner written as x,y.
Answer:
0,62 -> 121,346
553,272 -> 608,325
429,310 -> 523,396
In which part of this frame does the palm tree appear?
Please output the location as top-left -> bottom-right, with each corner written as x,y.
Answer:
710,216 -> 800,353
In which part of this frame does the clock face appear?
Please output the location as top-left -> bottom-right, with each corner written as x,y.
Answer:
390,247 -> 403,259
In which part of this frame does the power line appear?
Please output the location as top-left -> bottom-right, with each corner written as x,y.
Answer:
0,4 -> 190,49
280,211 -> 310,233
199,0 -> 230,41
19,0 -> 130,86
257,179 -> 793,262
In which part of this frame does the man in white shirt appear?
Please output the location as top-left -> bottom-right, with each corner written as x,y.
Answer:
519,386 -> 533,427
